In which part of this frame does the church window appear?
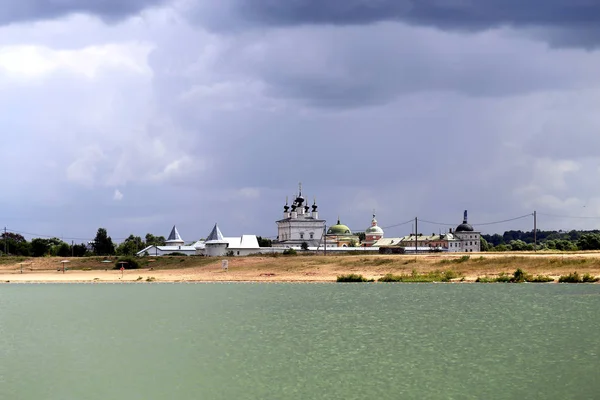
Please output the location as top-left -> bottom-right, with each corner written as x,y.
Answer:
300,233 -> 304,239
310,233 -> 314,239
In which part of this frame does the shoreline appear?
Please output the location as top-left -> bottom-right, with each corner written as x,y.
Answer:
1,252 -> 600,283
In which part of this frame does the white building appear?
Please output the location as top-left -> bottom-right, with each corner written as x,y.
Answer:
136,225 -> 202,256
373,211 -> 481,253
451,210 -> 481,252
276,184 -> 325,247
204,223 -> 262,257
364,213 -> 384,247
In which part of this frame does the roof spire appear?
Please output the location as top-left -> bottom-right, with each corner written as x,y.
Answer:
463,210 -> 468,223
298,181 -> 302,196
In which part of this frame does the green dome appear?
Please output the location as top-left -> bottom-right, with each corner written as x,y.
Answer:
328,219 -> 352,235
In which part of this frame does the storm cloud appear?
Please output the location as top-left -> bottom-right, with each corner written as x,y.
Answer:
1,1 -> 600,243
189,0 -> 600,47
0,0 -> 167,26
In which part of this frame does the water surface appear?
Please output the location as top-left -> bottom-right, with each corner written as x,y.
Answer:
0,283 -> 598,399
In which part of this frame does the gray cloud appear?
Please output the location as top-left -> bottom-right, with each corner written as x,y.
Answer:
189,0 -> 600,47
163,22 -> 600,109
2,4 -> 600,244
0,0 -> 168,26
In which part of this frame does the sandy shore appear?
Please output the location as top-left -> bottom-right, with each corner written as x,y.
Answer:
1,252 -> 600,283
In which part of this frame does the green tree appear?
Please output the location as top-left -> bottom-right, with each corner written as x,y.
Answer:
145,233 -> 166,247
116,235 -> 144,256
356,232 -> 366,242
577,233 -> 600,250
72,243 -> 89,257
301,241 -> 309,251
92,228 -> 115,256
55,242 -> 71,257
480,237 -> 490,252
257,236 -> 273,247
0,232 -> 30,256
348,239 -> 358,247
508,239 -> 533,251
31,238 -> 52,257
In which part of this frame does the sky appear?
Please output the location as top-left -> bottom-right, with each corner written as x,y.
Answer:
1,0 -> 600,243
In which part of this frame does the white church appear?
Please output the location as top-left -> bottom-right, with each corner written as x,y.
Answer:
275,183 -> 325,247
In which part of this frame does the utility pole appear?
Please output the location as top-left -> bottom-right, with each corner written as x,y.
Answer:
533,211 -> 537,252
414,217 -> 418,255
323,225 -> 327,256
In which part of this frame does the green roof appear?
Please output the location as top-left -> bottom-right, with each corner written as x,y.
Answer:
327,218 -> 352,235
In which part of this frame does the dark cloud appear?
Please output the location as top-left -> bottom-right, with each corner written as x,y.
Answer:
192,23 -> 600,109
0,0 -> 168,25
194,0 -> 600,46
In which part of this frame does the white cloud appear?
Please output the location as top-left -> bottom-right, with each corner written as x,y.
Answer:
66,145 -> 105,187
237,187 -> 260,199
113,189 -> 124,201
0,42 -> 153,80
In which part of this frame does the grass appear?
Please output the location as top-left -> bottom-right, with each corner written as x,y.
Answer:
437,255 -> 471,265
378,269 -> 459,283
476,269 -> 556,283
0,256 -> 28,265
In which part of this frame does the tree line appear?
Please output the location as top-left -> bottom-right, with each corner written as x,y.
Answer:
0,228 -> 169,257
481,229 -> 600,251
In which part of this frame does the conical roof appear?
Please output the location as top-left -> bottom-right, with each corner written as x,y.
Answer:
206,223 -> 226,243
166,225 -> 184,244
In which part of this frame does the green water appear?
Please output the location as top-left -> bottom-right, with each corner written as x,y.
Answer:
0,283 -> 598,399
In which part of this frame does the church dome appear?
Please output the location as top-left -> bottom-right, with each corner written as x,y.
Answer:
455,210 -> 474,232
366,225 -> 384,235
328,219 -> 352,235
455,223 -> 474,232
365,214 -> 383,235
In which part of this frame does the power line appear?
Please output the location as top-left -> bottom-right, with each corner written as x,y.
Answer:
381,219 -> 414,230
417,219 -> 455,227
418,213 -> 532,227
5,228 -> 129,242
475,214 -> 533,226
537,212 -> 600,220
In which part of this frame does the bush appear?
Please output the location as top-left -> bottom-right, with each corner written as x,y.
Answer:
559,272 -> 581,283
511,268 -> 527,283
528,275 -> 554,283
114,256 -> 140,270
337,274 -> 372,282
283,248 -> 297,256
556,272 -> 598,283
476,270 -> 554,283
494,273 -> 512,283
165,252 -> 187,256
